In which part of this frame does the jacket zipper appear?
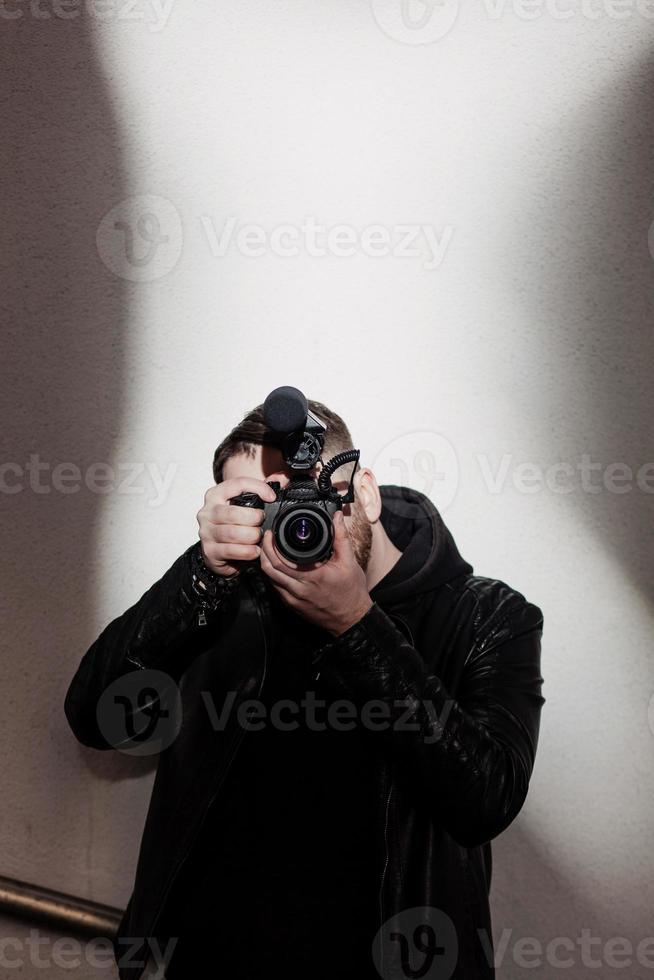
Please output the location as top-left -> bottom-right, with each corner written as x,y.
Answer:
378,771 -> 393,975
139,585 -> 403,976
197,599 -> 208,626
135,567 -> 269,979
376,609 -> 410,979
196,572 -> 241,626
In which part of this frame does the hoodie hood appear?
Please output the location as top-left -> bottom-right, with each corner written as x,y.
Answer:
369,485 -> 473,608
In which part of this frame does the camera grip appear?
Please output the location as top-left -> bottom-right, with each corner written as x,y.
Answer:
229,491 -> 265,509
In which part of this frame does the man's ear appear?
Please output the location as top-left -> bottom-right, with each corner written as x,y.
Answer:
354,466 -> 382,523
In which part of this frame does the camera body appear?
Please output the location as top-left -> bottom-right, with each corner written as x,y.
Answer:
230,479 -> 343,565
228,385 -> 360,566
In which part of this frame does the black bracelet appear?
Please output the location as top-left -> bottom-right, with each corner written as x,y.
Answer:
189,542 -> 240,601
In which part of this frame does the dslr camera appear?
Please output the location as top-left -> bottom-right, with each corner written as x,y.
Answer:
229,385 -> 360,566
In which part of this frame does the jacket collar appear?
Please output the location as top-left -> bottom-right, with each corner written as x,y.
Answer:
369,485 -> 473,608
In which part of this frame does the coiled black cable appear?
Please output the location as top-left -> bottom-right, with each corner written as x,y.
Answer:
317,448 -> 360,496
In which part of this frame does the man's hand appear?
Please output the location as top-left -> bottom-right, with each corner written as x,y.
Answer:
260,509 -> 373,637
196,478 -> 277,577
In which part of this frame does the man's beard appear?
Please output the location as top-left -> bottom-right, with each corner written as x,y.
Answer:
348,499 -> 373,572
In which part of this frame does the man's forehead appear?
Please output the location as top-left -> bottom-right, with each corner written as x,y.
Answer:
222,447 -> 351,489
225,445 -> 322,475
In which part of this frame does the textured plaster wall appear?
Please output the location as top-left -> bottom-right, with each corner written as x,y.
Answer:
2,3 -> 653,977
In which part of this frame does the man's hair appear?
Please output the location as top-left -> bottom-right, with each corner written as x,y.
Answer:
213,399 -> 355,485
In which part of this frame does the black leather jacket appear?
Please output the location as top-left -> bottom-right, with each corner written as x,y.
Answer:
64,485 -> 545,980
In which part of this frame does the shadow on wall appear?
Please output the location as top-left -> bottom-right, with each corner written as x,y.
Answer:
1,13 -> 155,898
522,53 -> 654,602
491,823 -> 640,977
491,49 -> 654,980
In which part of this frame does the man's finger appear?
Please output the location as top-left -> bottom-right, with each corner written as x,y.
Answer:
260,529 -> 306,579
260,535 -> 309,598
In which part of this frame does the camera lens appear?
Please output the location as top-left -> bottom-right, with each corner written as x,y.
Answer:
275,506 -> 332,563
289,516 -> 317,547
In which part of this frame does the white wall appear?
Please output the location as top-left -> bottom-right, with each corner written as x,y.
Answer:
2,2 -> 654,977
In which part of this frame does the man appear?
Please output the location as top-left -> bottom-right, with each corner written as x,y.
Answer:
64,398 -> 545,980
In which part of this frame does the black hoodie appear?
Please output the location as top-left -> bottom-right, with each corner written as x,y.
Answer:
163,485 -> 474,979
370,485 -> 474,606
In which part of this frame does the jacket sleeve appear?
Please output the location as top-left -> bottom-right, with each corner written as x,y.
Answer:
312,592 -> 545,848
63,542 -> 238,751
